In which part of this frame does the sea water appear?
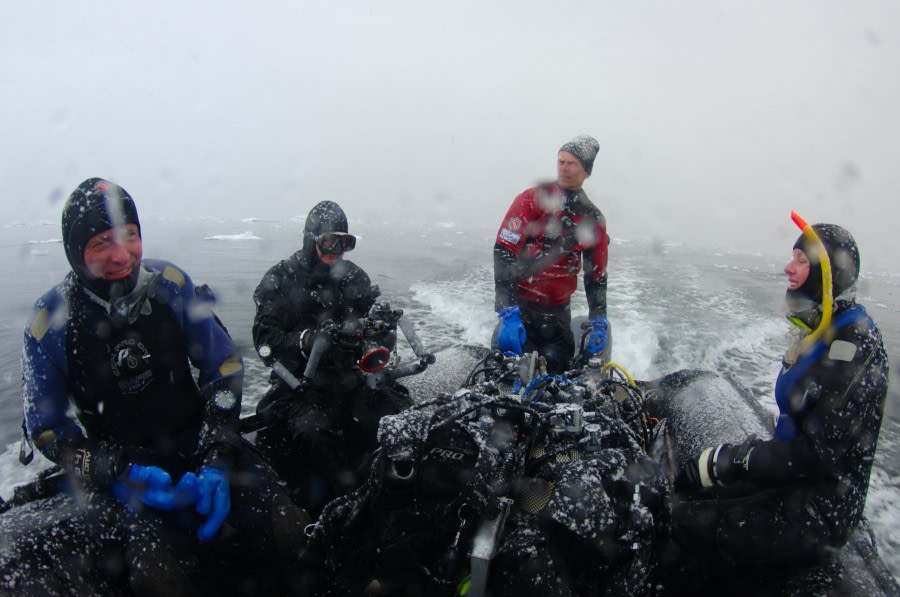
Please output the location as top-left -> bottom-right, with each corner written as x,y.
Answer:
1,216 -> 898,576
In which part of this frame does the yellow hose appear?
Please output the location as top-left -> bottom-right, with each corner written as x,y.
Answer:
601,361 -> 650,450
602,361 -> 636,386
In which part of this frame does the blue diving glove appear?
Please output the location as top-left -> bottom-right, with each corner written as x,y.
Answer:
497,306 -> 526,355
111,465 -> 200,512
586,315 -> 609,354
128,463 -> 172,489
195,466 -> 231,541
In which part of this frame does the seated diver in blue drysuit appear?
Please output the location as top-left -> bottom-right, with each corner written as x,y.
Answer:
16,178 -> 309,595
673,218 -> 889,577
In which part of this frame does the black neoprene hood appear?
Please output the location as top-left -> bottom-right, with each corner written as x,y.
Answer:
61,177 -> 142,297
301,200 -> 349,255
790,223 -> 860,303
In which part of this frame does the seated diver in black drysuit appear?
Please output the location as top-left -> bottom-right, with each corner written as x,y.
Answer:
252,200 -> 412,518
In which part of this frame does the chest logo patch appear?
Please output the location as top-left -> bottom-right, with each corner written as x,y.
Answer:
110,338 -> 154,394
506,217 -> 522,231
499,228 -> 521,244
828,340 -> 857,362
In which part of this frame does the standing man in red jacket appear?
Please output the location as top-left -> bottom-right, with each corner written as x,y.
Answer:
493,135 -> 610,373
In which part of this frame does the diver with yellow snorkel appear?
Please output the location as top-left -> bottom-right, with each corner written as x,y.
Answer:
669,213 -> 890,581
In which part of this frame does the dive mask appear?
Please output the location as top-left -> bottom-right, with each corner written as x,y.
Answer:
315,232 -> 356,254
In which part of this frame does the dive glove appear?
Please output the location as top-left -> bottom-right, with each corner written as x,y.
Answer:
676,435 -> 757,491
69,441 -> 124,488
333,321 -> 364,351
586,315 -> 609,354
112,464 -> 200,511
497,306 -> 526,355
195,466 -> 231,541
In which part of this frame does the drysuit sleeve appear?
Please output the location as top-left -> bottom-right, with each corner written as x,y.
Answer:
22,295 -> 128,487
253,262 -> 307,368
582,212 -> 609,318
493,191 -> 534,311
22,297 -> 85,465
494,243 -> 521,311
153,261 -> 244,467
741,314 -> 888,485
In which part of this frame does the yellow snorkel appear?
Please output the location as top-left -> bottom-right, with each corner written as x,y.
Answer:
790,211 -> 833,351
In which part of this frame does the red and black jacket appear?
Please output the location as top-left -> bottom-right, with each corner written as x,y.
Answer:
494,183 -> 608,316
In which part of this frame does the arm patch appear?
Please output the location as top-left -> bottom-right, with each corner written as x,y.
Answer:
29,308 -> 51,340
162,265 -> 186,288
218,356 -> 243,377
828,340 -> 857,362
34,429 -> 57,448
499,228 -> 521,244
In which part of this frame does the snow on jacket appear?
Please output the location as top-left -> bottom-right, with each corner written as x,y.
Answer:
747,302 -> 889,546
22,259 -> 243,476
494,183 -> 608,316
252,248 -> 377,379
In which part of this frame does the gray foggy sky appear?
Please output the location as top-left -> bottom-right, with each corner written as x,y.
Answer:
2,1 -> 899,268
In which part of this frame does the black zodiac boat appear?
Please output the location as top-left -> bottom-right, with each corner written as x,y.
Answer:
390,342 -> 900,596
1,318 -> 898,596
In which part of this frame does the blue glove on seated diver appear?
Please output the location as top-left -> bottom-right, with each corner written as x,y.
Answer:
497,306 -> 526,355
676,435 -> 758,492
586,315 -> 609,354
195,466 -> 231,541
111,464 -> 200,511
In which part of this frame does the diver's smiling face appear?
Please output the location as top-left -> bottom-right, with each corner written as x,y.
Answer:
83,224 -> 142,280
784,249 -> 810,291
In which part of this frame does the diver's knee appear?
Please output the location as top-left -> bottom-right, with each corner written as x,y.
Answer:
125,540 -> 195,597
